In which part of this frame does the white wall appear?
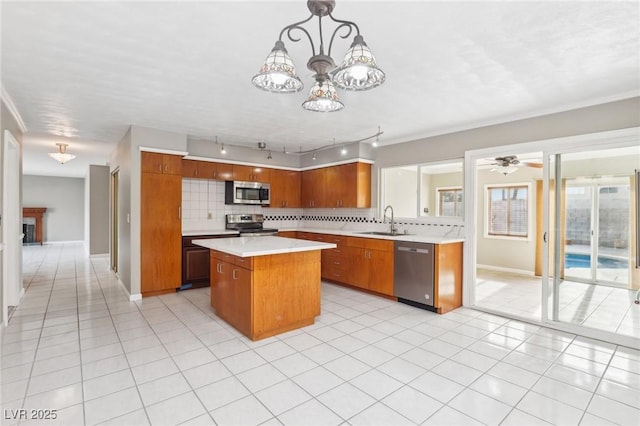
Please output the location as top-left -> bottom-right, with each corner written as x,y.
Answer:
476,166 -> 542,273
111,126 -> 187,296
86,165 -> 110,255
372,97 -> 640,207
1,99 -> 25,325
23,175 -> 85,242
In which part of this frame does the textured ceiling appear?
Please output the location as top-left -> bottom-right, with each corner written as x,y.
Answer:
2,1 -> 638,177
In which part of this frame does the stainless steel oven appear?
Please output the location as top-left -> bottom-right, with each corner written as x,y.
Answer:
225,214 -> 278,236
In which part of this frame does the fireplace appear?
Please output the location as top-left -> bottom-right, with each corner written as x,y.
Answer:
22,207 -> 46,245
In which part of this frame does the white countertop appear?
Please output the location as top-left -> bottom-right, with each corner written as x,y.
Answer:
280,228 -> 464,244
194,236 -> 336,257
183,227 -> 463,244
182,229 -> 239,237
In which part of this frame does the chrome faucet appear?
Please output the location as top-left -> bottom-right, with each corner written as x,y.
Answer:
383,205 -> 397,234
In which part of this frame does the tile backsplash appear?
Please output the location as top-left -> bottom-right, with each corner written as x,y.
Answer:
181,179 -> 261,230
181,178 -> 465,238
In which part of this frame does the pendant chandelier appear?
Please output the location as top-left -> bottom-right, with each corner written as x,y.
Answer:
251,0 -> 385,112
48,143 -> 76,164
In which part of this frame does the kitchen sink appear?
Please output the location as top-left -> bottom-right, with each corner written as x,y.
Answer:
357,231 -> 411,237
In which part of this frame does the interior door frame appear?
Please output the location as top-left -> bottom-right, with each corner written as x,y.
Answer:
110,168 -> 119,274
2,130 -> 22,326
464,127 -> 639,348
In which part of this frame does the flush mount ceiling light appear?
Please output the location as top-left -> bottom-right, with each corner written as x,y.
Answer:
251,0 -> 385,112
48,143 -> 76,164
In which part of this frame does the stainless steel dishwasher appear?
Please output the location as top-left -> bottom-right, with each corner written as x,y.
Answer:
394,241 -> 435,311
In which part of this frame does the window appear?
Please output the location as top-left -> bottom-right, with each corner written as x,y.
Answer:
437,187 -> 463,217
380,160 -> 463,219
487,185 -> 528,237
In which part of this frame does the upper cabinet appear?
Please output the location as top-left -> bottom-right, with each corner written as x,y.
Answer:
302,162 -> 371,208
142,152 -> 182,175
325,162 -> 371,208
179,158 -> 371,209
301,167 -> 326,208
233,165 -> 271,183
181,159 -> 233,180
270,169 -> 301,208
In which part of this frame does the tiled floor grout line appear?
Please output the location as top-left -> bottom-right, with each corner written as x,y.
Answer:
15,246 -> 62,425
72,247 -> 89,426
88,256 -> 153,426
153,292 -> 259,424
5,244 -> 640,425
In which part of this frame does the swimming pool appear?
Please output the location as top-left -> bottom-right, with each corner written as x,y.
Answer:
565,253 -> 627,269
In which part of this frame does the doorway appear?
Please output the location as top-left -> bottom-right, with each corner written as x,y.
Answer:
465,128 -> 640,347
564,180 -> 630,286
2,130 -> 22,325
110,168 -> 119,274
546,147 -> 638,340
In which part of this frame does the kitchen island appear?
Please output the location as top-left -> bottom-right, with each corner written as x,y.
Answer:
195,236 -> 336,340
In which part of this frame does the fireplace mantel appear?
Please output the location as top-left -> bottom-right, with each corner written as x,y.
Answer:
23,207 -> 47,245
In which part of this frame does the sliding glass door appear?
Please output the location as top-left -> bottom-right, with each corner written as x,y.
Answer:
545,146 -> 639,340
564,181 -> 630,286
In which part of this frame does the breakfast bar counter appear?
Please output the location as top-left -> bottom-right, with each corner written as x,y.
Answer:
195,237 -> 335,340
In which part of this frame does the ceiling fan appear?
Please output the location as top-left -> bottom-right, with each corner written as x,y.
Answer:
490,155 -> 542,175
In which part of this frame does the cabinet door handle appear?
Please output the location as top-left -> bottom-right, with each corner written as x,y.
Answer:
232,269 -> 239,280
178,206 -> 181,220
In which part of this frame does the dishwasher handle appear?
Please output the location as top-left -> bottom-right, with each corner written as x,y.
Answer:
397,246 -> 430,254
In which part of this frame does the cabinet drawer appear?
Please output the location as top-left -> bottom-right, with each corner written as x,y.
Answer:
231,255 -> 254,270
347,236 -> 394,251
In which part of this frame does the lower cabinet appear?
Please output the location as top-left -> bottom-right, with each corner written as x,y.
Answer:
210,251 -> 252,336
210,249 -> 322,340
293,232 -> 462,312
296,232 -> 394,297
347,237 -> 394,296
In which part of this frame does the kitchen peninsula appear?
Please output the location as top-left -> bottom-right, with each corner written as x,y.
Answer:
195,236 -> 336,340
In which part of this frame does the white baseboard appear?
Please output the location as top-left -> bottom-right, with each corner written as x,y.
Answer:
115,276 -> 141,301
90,253 -> 109,259
477,264 -> 535,276
43,240 -> 85,245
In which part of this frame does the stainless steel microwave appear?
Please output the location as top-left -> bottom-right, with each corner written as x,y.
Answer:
225,181 -> 270,205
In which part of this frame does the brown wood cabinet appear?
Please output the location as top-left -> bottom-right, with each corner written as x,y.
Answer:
301,168 -> 326,208
320,235 -> 349,282
182,159 -> 233,180
141,151 -> 182,175
270,169 -> 301,208
347,237 -> 394,295
295,232 -> 393,297
325,162 -> 371,208
141,155 -> 183,296
294,231 -> 462,312
233,165 -> 271,183
277,231 -> 297,238
210,249 -> 321,340
301,162 -> 371,208
433,242 -> 463,314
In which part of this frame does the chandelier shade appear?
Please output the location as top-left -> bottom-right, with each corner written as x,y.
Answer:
251,41 -> 304,93
48,143 -> 75,164
251,0 -> 384,112
331,35 -> 385,91
302,76 -> 344,112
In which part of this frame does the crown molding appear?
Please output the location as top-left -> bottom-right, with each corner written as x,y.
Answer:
1,86 -> 27,133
